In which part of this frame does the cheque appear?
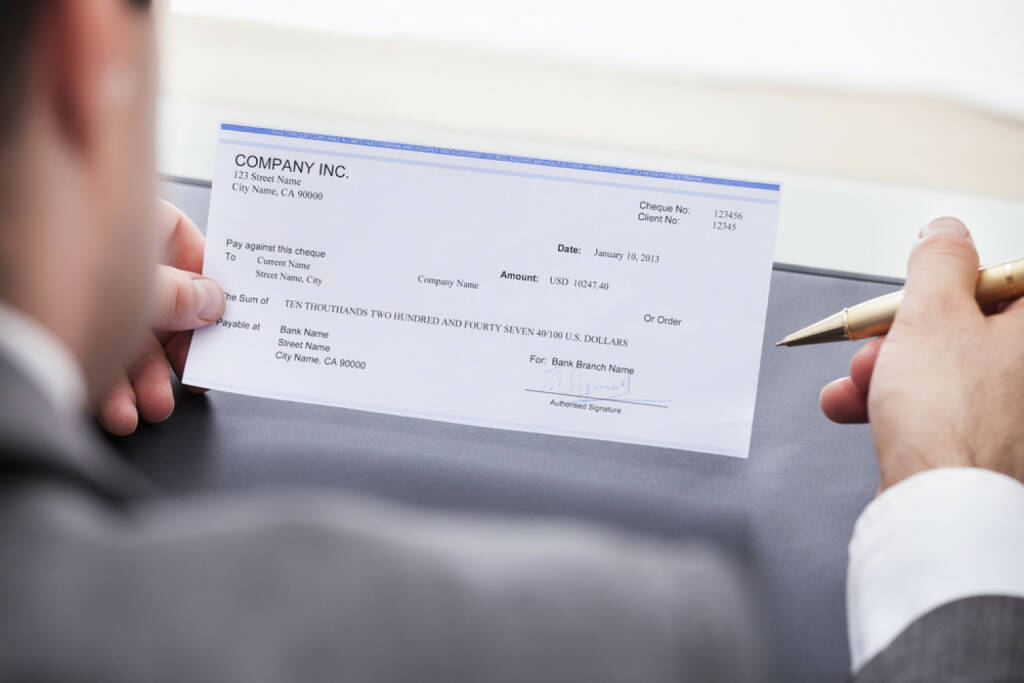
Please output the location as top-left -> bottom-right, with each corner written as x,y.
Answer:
184,124 -> 781,458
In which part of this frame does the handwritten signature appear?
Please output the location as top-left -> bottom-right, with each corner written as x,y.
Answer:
538,367 -> 671,407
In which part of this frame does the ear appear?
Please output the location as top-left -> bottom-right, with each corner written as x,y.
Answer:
43,0 -> 121,151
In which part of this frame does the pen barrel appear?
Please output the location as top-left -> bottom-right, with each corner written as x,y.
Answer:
846,258 -> 1024,340
846,290 -> 904,340
976,258 -> 1024,304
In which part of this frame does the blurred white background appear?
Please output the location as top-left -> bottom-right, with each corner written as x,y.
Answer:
159,1 -> 1024,278
169,0 -> 1024,120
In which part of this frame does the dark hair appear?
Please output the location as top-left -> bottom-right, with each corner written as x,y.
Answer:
0,0 -> 151,147
0,2 -> 46,146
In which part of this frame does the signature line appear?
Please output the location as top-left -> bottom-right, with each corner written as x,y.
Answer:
525,389 -> 670,409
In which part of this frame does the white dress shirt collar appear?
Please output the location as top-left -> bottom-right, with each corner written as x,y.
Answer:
0,300 -> 87,417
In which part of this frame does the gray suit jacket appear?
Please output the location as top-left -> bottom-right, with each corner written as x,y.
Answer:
853,596 -> 1024,683
0,355 -> 763,683
4,352 -> 1022,683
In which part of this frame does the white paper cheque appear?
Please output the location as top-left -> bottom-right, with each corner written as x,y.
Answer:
184,124 -> 781,457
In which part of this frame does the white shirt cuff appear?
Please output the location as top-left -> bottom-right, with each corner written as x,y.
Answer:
847,467 -> 1024,672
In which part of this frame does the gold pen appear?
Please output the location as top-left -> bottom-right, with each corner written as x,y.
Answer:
777,257 -> 1024,347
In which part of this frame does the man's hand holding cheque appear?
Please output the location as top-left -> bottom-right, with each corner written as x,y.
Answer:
94,200 -> 224,435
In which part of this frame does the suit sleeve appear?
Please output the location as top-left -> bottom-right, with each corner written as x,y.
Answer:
851,595 -> 1024,682
847,468 -> 1024,677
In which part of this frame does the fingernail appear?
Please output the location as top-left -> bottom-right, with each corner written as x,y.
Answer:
919,216 -> 970,241
193,278 -> 225,322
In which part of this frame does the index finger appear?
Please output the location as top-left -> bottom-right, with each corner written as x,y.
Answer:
159,199 -> 206,274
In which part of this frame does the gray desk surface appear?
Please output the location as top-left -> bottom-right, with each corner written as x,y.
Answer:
114,178 -> 898,681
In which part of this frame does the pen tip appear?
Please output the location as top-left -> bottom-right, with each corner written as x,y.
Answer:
775,339 -> 787,347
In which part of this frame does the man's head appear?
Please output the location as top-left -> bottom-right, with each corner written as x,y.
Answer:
0,0 -> 157,394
